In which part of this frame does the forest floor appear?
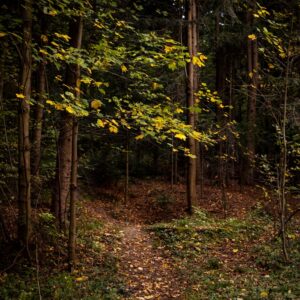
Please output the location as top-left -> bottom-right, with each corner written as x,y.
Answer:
1,179 -> 300,299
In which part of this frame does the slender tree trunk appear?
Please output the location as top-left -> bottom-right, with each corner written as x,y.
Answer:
245,9 -> 258,185
54,113 -> 73,230
18,0 -> 32,246
215,13 -> 228,214
171,135 -> 174,190
199,144 -> 204,198
54,16 -> 83,231
124,130 -> 129,203
32,19 -> 48,178
186,0 -> 197,214
279,51 -> 291,262
32,62 -> 46,177
193,2 -> 202,195
68,118 -> 78,270
174,151 -> 178,185
68,16 -> 83,270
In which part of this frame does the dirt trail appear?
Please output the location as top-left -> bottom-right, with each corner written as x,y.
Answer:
116,224 -> 184,299
87,201 -> 185,299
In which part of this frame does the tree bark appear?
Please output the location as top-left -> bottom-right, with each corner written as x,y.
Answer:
279,48 -> 291,262
18,0 -> 32,246
68,118 -> 78,270
245,8 -> 258,185
215,13 -> 228,214
68,16 -> 83,270
54,112 -> 73,230
124,130 -> 129,202
186,0 -> 197,214
54,16 -> 83,231
32,18 -> 48,178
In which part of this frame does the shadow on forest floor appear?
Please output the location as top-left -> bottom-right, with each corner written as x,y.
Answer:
0,179 -> 300,299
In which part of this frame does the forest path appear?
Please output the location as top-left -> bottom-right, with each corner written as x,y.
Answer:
87,200 -> 186,300
115,224 -> 184,300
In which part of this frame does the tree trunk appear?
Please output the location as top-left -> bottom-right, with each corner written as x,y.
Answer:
32,61 -> 46,177
32,18 -> 48,178
215,13 -> 228,214
186,0 -> 197,214
54,113 -> 73,230
54,16 -> 83,231
279,49 -> 291,262
245,9 -> 258,185
18,0 -> 32,246
194,2 -> 202,195
68,16 -> 83,270
68,118 -> 78,270
124,130 -> 129,203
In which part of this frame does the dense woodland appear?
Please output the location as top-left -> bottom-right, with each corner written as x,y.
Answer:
0,0 -> 299,299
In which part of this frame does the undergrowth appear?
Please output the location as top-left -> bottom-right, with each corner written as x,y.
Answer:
149,206 -> 300,299
0,204 -> 125,300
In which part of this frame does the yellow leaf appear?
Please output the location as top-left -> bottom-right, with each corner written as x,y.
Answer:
94,81 -> 104,87
54,53 -> 64,60
168,61 -> 177,70
54,103 -> 64,111
91,100 -> 102,110
152,82 -> 159,90
192,56 -> 205,68
111,119 -> 118,126
135,134 -> 144,140
249,72 -> 253,78
248,34 -> 257,40
287,234 -> 296,240
164,45 -> 174,53
94,21 -> 104,29
16,93 -> 25,99
233,248 -> 239,253
40,34 -> 48,43
66,106 -> 75,114
0,32 -> 7,38
46,99 -> 55,105
175,108 -> 184,114
48,10 -> 58,16
109,125 -> 118,133
81,77 -> 92,84
199,54 -> 207,61
54,32 -> 71,41
260,291 -> 268,298
97,119 -> 105,128
121,118 -> 130,128
75,276 -> 88,282
191,131 -> 201,140
192,54 -> 207,68
39,49 -> 49,55
279,52 -> 286,58
121,65 -> 128,73
268,63 -> 275,69
51,41 -> 59,47
153,117 -> 164,130
175,133 -> 186,141
116,20 -> 125,27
